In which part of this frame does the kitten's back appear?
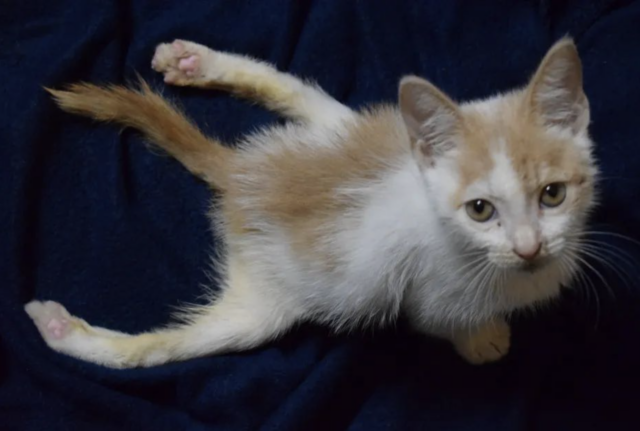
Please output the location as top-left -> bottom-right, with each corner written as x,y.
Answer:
222,106 -> 412,253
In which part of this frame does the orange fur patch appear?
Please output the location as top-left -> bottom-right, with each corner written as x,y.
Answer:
223,107 -> 410,263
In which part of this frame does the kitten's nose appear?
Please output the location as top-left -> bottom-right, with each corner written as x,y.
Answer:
513,243 -> 542,261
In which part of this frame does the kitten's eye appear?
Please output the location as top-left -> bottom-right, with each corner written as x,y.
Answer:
465,199 -> 495,222
540,183 -> 567,208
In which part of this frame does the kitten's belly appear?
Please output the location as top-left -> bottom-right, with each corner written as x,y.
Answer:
284,259 -> 405,329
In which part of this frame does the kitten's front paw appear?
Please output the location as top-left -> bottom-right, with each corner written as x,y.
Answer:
452,319 -> 511,365
152,40 -> 210,85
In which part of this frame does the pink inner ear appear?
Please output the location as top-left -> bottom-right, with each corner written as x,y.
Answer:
399,76 -> 462,152
527,40 -> 587,133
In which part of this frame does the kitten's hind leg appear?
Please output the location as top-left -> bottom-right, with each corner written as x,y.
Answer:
24,259 -> 298,368
152,40 -> 354,127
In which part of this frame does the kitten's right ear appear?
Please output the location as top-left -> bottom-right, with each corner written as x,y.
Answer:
399,76 -> 462,163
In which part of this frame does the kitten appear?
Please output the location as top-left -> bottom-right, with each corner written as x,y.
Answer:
25,37 -> 597,368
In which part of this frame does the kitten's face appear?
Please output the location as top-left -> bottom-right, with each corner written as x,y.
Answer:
435,104 -> 597,271
399,38 -> 597,274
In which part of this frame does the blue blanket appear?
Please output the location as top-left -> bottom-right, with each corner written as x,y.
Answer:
3,1 -> 640,429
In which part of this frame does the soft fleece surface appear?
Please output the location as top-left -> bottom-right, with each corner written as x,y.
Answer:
2,1 -> 640,430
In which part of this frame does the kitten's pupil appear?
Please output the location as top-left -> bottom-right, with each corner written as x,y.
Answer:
545,184 -> 559,198
473,200 -> 485,214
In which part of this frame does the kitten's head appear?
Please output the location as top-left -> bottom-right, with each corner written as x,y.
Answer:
399,38 -> 597,276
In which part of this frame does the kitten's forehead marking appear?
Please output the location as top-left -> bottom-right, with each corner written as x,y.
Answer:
454,137 -> 525,207
489,143 -> 523,200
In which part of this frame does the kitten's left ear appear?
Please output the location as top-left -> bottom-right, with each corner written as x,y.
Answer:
399,76 -> 462,164
527,37 -> 589,135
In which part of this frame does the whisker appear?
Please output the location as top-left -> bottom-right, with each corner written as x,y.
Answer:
578,239 -> 638,269
555,255 -> 574,286
465,262 -> 493,314
490,266 -> 507,314
573,248 -> 635,292
571,253 -> 616,301
562,251 -> 601,328
457,250 -> 487,260
577,242 -> 635,271
565,240 -> 636,292
579,230 -> 640,248
456,255 -> 488,278
476,264 -> 497,313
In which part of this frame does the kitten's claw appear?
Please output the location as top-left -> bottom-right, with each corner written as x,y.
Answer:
453,319 -> 511,365
25,300 -> 77,345
152,40 -> 209,85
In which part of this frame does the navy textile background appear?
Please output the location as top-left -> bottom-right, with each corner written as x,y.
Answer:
2,1 -> 640,429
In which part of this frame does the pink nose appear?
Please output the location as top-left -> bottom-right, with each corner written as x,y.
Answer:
514,243 -> 541,261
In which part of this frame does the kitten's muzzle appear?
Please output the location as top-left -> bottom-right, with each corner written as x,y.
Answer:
511,224 -> 542,262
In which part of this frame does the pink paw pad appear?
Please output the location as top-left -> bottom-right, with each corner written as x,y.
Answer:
178,55 -> 199,76
46,318 -> 69,339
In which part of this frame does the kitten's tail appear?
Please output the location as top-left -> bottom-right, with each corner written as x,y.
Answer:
46,80 -> 234,190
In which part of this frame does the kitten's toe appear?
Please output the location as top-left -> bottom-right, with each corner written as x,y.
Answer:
150,43 -> 170,71
453,320 -> 511,365
25,300 -> 76,343
151,40 -> 208,85
152,41 -> 185,68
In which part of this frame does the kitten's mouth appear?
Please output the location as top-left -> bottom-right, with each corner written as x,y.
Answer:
518,258 -> 549,274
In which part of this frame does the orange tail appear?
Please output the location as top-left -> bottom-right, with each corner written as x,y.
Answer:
47,80 -> 233,190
